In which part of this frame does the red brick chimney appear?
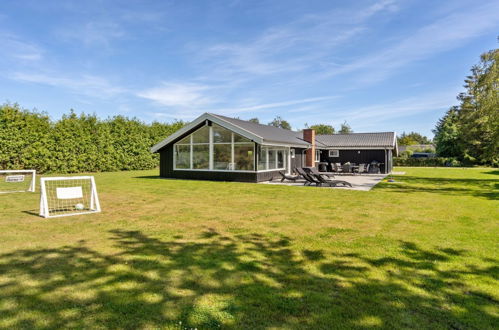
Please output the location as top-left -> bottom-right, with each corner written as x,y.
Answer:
303,129 -> 315,167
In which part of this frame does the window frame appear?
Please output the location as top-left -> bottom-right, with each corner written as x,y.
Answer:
257,146 -> 288,172
173,124 -> 256,172
328,149 -> 339,157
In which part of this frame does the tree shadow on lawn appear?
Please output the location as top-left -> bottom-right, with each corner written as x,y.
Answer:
0,230 -> 496,329
376,175 -> 499,200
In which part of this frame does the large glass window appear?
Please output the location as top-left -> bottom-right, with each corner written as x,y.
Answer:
212,124 -> 232,143
258,147 -> 267,170
268,149 -> 277,170
175,145 -> 190,169
213,144 -> 231,170
173,123 -> 255,171
177,135 -> 190,144
257,146 -> 287,171
234,134 -> 251,143
192,144 -> 209,169
192,126 -> 210,144
277,150 -> 285,168
234,145 -> 254,171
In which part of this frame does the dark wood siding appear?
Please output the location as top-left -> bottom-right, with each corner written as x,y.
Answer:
318,149 -> 391,173
290,148 -> 305,173
256,170 -> 282,182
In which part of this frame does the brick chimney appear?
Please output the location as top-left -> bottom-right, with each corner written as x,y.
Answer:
303,129 -> 315,167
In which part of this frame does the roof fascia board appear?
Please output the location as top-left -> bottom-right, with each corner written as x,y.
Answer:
261,142 -> 310,148
318,146 -> 395,150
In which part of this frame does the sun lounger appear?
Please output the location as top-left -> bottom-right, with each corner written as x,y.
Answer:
279,171 -> 300,182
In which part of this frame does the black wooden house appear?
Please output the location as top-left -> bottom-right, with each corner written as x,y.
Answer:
151,113 -> 397,182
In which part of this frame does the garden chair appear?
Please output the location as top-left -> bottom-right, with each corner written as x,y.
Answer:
310,173 -> 352,187
278,171 -> 300,182
296,168 -> 320,186
308,167 -> 334,179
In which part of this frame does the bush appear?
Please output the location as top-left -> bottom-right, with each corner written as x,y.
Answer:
393,157 -> 463,167
0,103 -> 185,173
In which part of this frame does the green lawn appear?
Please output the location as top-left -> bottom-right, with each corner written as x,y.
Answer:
0,167 -> 497,329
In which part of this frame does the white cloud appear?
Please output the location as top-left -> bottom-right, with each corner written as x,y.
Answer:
208,96 -> 339,116
324,1 -> 499,83
56,21 -> 125,47
202,0 -> 397,77
0,32 -> 43,61
11,72 -> 126,98
137,83 -> 215,108
327,89 -> 460,132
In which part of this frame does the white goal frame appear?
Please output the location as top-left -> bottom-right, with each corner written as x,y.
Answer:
0,170 -> 36,193
39,176 -> 101,218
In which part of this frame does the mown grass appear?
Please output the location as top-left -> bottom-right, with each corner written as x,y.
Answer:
0,167 -> 497,329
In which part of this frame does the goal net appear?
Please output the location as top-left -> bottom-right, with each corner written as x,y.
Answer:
39,176 -> 101,218
0,170 -> 36,193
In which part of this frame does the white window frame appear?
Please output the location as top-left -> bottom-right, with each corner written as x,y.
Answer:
257,146 -> 287,172
315,149 -> 321,162
173,124 -> 255,172
328,149 -> 339,157
290,149 -> 295,158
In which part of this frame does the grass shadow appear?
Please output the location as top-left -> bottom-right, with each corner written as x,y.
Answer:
0,230 -> 496,328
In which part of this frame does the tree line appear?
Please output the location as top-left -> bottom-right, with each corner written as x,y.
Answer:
249,116 -> 354,134
433,48 -> 498,166
0,103 -> 185,173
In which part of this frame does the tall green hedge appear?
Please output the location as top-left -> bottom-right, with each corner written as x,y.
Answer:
393,157 -> 463,167
0,103 -> 185,173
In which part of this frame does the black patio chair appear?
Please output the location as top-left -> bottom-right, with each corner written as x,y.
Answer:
310,173 -> 352,187
308,167 -> 334,179
278,171 -> 300,182
296,168 -> 320,186
318,163 -> 328,172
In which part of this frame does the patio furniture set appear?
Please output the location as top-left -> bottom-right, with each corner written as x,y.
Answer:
278,167 -> 352,187
317,161 -> 382,174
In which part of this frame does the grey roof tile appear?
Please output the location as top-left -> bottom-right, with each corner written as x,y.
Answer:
315,132 -> 396,148
210,113 -> 309,146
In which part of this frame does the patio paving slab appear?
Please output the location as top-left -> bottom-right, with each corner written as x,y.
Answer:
259,174 -> 388,191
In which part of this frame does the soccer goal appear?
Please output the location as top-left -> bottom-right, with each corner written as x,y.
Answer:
39,176 -> 101,218
0,170 -> 36,193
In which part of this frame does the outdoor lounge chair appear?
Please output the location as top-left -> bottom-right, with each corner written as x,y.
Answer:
278,171 -> 300,182
310,173 -> 352,187
308,167 -> 334,179
296,168 -> 321,186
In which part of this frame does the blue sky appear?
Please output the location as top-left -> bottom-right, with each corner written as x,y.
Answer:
1,0 -> 498,136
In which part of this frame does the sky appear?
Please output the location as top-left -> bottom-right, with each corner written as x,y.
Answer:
1,0 -> 498,137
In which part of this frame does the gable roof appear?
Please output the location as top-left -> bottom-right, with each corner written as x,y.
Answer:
150,113 -> 309,152
151,113 -> 397,153
209,113 -> 309,147
316,132 -> 397,149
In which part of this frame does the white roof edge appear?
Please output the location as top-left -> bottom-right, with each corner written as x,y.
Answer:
151,113 -> 264,153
